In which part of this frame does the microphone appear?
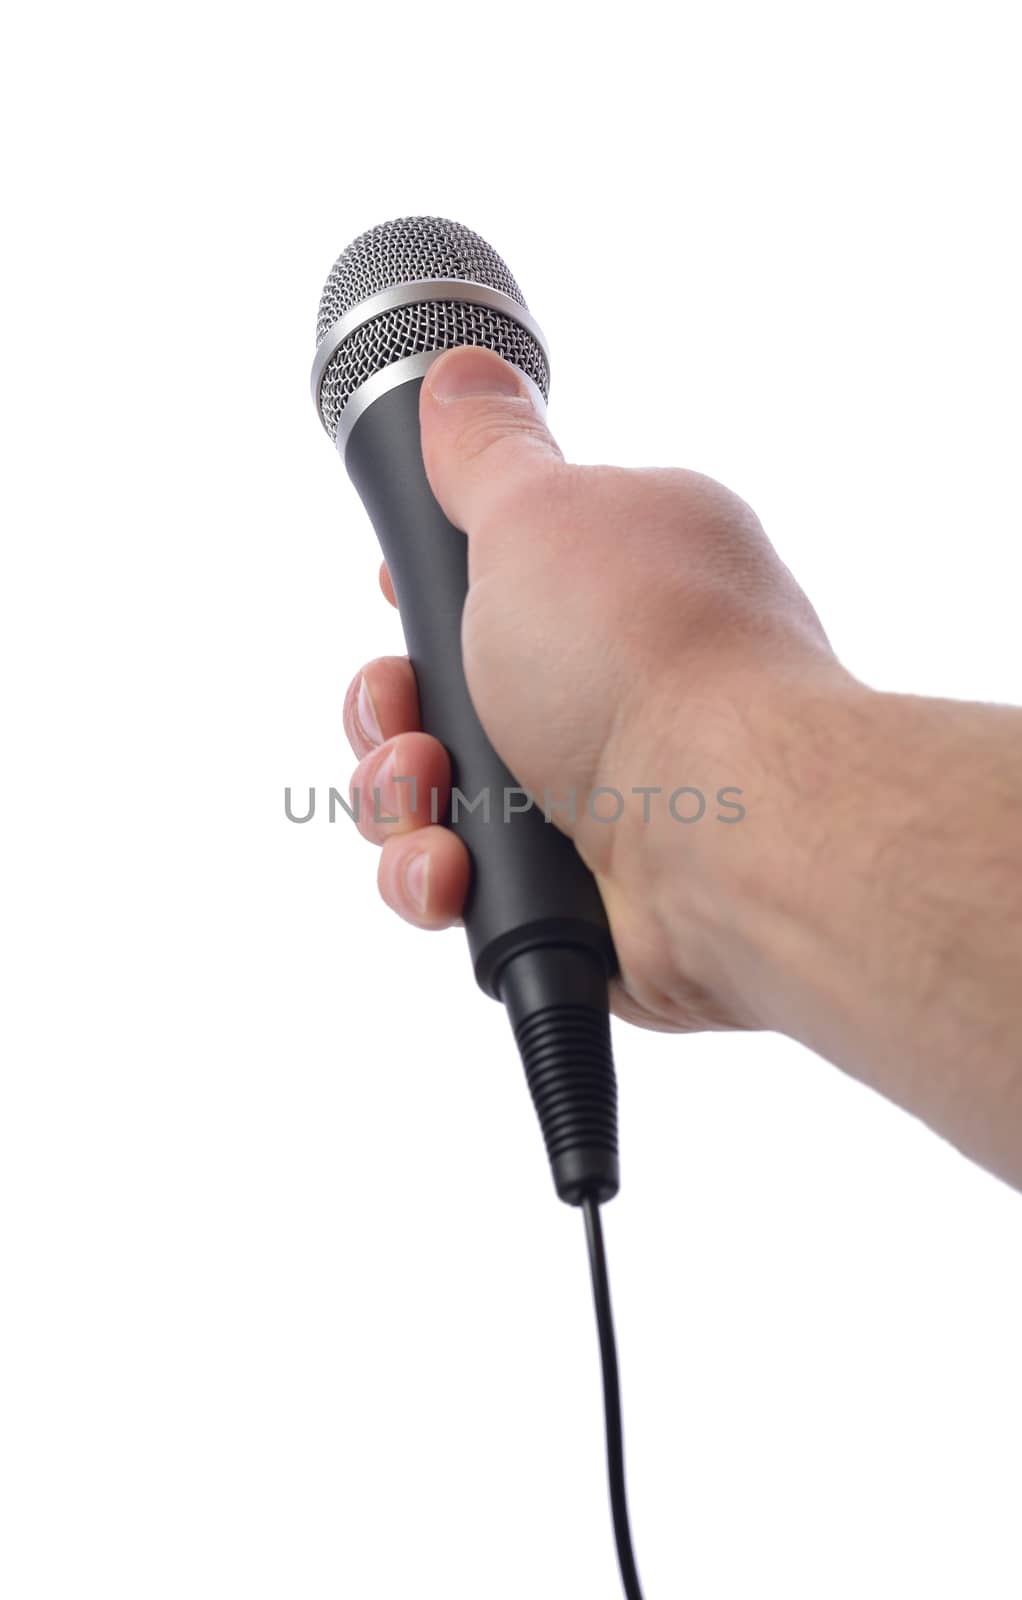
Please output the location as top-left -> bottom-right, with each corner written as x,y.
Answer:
311,217 -> 622,1207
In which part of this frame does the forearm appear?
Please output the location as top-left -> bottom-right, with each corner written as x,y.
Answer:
651,674 -> 1022,1184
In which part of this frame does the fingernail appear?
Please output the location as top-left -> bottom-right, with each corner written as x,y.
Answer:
356,674 -> 384,746
403,851 -> 429,914
426,348 -> 527,403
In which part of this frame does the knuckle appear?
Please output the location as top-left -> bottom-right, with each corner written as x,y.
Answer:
453,401 -> 552,468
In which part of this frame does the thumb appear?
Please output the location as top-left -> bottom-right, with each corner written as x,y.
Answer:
418,346 -> 565,536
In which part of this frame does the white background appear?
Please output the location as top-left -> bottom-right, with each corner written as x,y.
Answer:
2,3 -> 1021,1596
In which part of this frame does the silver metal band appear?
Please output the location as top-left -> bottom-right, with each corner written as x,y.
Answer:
310,277 -> 550,417
331,349 -> 549,462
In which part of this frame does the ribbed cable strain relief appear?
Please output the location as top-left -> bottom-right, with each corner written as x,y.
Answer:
498,945 -> 620,1206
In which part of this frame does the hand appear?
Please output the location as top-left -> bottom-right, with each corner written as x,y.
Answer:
343,346 -> 1022,1187
343,345 -> 844,1035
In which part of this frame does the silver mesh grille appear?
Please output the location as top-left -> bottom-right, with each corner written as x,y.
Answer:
314,217 -> 547,441
315,216 -> 527,346
318,300 -> 550,443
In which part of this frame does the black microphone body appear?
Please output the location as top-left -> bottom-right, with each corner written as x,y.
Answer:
345,377 -> 614,994
314,218 -> 622,1205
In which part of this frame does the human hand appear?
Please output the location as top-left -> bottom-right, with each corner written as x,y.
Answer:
343,345 -> 846,1035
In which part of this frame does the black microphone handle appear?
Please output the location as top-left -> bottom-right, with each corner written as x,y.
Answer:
344,376 -> 620,1204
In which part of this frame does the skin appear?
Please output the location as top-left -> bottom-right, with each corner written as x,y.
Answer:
344,345 -> 1022,1191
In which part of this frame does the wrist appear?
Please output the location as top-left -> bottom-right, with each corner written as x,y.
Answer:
585,655 -> 868,1033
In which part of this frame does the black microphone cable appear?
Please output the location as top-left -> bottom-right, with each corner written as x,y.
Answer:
582,1195 -> 646,1600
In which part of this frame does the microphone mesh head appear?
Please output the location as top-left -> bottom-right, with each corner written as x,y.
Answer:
314,217 -> 550,442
